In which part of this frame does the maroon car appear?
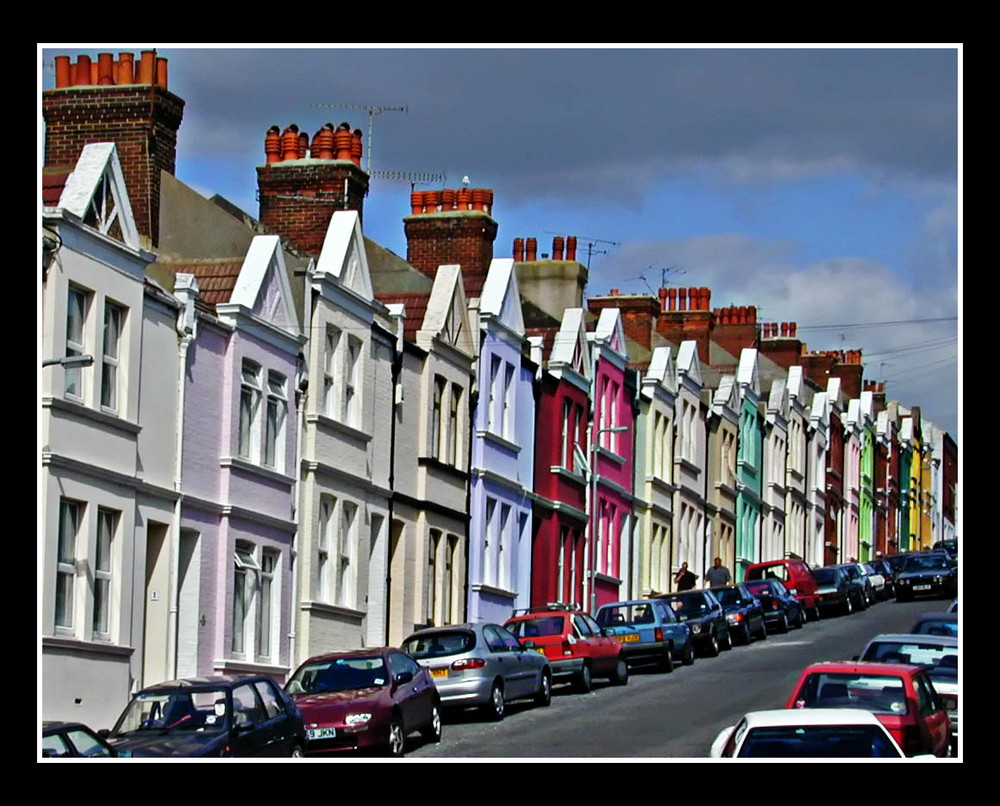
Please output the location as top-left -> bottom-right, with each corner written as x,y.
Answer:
285,648 -> 442,757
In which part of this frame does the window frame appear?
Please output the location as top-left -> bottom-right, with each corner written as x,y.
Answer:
93,507 -> 117,638
264,371 -> 287,471
100,300 -> 125,413
65,286 -> 90,400
239,360 -> 263,462
55,499 -> 81,630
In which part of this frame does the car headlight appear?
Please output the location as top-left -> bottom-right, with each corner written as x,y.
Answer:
690,623 -> 702,634
345,713 -> 373,726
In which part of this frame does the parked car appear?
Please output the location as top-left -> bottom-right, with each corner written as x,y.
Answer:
651,589 -> 732,657
909,611 -> 958,638
743,578 -> 806,632
710,708 -> 910,758
104,675 -> 307,757
709,584 -> 768,644
785,661 -> 951,757
836,562 -> 875,607
933,539 -> 957,561
895,552 -> 958,601
855,633 -> 959,756
504,605 -> 628,692
286,648 -> 441,757
594,599 -> 695,670
881,551 -> 915,585
400,623 -> 551,720
744,559 -> 821,619
870,558 -> 897,598
861,561 -> 888,600
42,721 -> 118,758
811,565 -> 859,616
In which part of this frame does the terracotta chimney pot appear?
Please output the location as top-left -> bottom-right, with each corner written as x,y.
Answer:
658,287 -> 668,311
553,236 -> 564,260
74,55 -> 91,86
264,126 -> 282,163
668,288 -> 677,311
513,238 -> 525,262
117,52 -> 134,84
138,51 -> 155,84
351,129 -> 363,166
155,57 -> 168,89
97,53 -> 115,85
441,188 -> 457,210
566,235 -> 577,261
526,237 -> 537,261
54,56 -> 72,88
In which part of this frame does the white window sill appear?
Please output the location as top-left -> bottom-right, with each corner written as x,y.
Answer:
478,430 -> 521,453
307,412 -> 371,443
220,456 -> 296,486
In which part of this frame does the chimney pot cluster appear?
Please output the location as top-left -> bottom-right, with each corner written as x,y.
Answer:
761,321 -> 798,338
661,286 -> 712,312
713,304 -> 757,324
265,122 -> 363,166
411,187 -> 494,216
53,51 -> 168,90
513,235 -> 577,262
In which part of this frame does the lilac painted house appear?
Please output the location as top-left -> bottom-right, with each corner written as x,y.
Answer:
170,235 -> 305,680
467,258 -> 536,624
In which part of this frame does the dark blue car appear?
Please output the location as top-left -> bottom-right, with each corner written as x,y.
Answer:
595,599 -> 695,670
744,577 -> 806,632
710,584 -> 768,644
103,674 -> 307,757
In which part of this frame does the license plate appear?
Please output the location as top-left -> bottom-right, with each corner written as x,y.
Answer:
532,647 -> 546,656
307,727 -> 337,740
615,633 -> 640,643
430,668 -> 448,679
914,584 -> 932,591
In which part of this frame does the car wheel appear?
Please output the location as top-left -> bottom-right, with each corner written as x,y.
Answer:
721,628 -> 733,651
843,596 -> 853,615
482,681 -> 505,721
611,656 -> 629,685
793,608 -> 805,629
757,619 -> 768,640
778,613 -> 789,634
682,641 -> 695,666
660,645 -> 674,673
739,623 -> 751,645
703,634 -> 720,657
575,663 -> 593,693
421,702 -> 443,743
534,671 -> 552,707
386,716 -> 406,757
289,743 -> 305,758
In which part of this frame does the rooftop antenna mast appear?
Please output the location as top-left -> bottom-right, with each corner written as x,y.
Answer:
368,170 -> 447,193
544,231 -> 620,270
310,102 -> 408,175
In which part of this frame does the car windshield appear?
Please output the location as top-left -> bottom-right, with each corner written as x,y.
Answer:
402,630 -> 475,659
912,618 -> 958,637
861,642 -> 958,680
505,616 -> 565,639
596,603 -> 656,627
840,565 -> 860,579
112,689 -> 230,735
661,594 -> 709,619
286,657 -> 387,694
903,555 -> 950,572
811,568 -> 838,584
737,725 -> 901,758
793,672 -> 909,715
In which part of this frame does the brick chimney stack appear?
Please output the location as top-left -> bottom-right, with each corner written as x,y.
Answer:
588,291 -> 660,360
404,187 -> 498,299
256,121 -> 369,257
711,303 -> 758,360
511,233 -> 588,320
43,50 -> 185,249
654,286 -> 714,365
758,320 -> 805,370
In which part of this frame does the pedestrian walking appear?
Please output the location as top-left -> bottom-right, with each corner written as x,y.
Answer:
674,562 -> 697,591
704,556 -> 732,587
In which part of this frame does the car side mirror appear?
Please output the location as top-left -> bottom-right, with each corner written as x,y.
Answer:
97,728 -> 111,739
395,671 -> 414,686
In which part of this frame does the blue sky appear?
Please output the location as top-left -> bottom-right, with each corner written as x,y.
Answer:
40,45 -> 960,436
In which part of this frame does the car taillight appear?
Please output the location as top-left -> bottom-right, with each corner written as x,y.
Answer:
901,724 -> 923,755
451,658 -> 487,670
940,694 -> 958,712
772,601 -> 780,610
654,627 -> 663,642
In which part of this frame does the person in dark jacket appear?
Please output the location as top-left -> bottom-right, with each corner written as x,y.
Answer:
674,562 -> 697,591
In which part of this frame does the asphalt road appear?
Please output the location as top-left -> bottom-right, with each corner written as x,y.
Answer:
405,596 -> 954,759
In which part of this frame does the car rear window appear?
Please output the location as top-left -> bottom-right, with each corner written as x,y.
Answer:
912,619 -> 958,637
738,725 -> 900,758
747,564 -> 789,582
713,588 -> 748,606
596,603 -> 656,627
793,672 -> 909,715
744,581 -> 773,597
402,630 -> 476,659
505,616 -> 565,639
660,594 -> 709,619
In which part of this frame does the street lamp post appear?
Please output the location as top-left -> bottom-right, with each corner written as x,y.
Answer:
578,425 -> 629,615
42,354 -> 94,368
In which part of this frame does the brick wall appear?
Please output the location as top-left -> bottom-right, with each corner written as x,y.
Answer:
404,213 -> 498,299
256,161 -> 369,257
42,85 -> 185,248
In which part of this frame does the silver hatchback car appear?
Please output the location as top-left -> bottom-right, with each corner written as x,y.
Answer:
401,623 -> 552,721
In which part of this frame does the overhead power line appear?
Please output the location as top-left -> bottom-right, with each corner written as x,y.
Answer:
797,316 -> 957,331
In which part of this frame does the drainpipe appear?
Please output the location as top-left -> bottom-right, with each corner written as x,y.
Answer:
168,274 -> 198,680
384,305 -> 404,647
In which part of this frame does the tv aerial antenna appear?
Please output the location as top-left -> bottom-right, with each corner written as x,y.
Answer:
310,102 -> 408,174
368,170 -> 447,193
543,231 -> 621,270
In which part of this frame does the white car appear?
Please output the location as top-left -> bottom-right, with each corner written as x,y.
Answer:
856,633 -> 959,756
710,708 -> 912,758
861,562 -> 887,600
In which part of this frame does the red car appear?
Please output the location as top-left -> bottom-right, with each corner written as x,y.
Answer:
745,559 -> 821,620
504,605 -> 628,692
285,648 -> 442,757
785,661 -> 951,757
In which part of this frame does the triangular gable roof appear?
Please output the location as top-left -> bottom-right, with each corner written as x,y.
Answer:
713,374 -> 740,416
859,390 -> 875,423
767,377 -> 789,418
645,346 -> 678,395
419,264 -> 475,356
810,391 -> 829,428
594,307 -> 627,358
787,365 -> 804,401
846,397 -> 861,428
736,348 -> 761,396
827,377 -> 843,407
314,210 -> 374,300
479,258 -> 525,335
50,142 -> 140,250
676,340 -> 704,388
230,235 -> 300,334
549,308 -> 591,378
876,409 -> 892,439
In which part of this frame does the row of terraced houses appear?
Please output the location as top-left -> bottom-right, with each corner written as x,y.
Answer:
40,52 -> 959,729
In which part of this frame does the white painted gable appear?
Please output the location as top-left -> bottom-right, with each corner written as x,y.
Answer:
860,390 -> 875,422
56,142 -> 140,250
676,340 -> 703,387
550,308 -> 590,379
737,348 -> 761,396
713,374 -> 739,414
646,346 -> 677,394
768,378 -> 789,417
787,366 -> 804,400
479,258 -> 524,335
827,377 -> 843,407
314,210 -> 373,299
847,397 -> 861,427
421,264 -> 475,356
231,235 -> 300,334
595,308 -> 627,358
